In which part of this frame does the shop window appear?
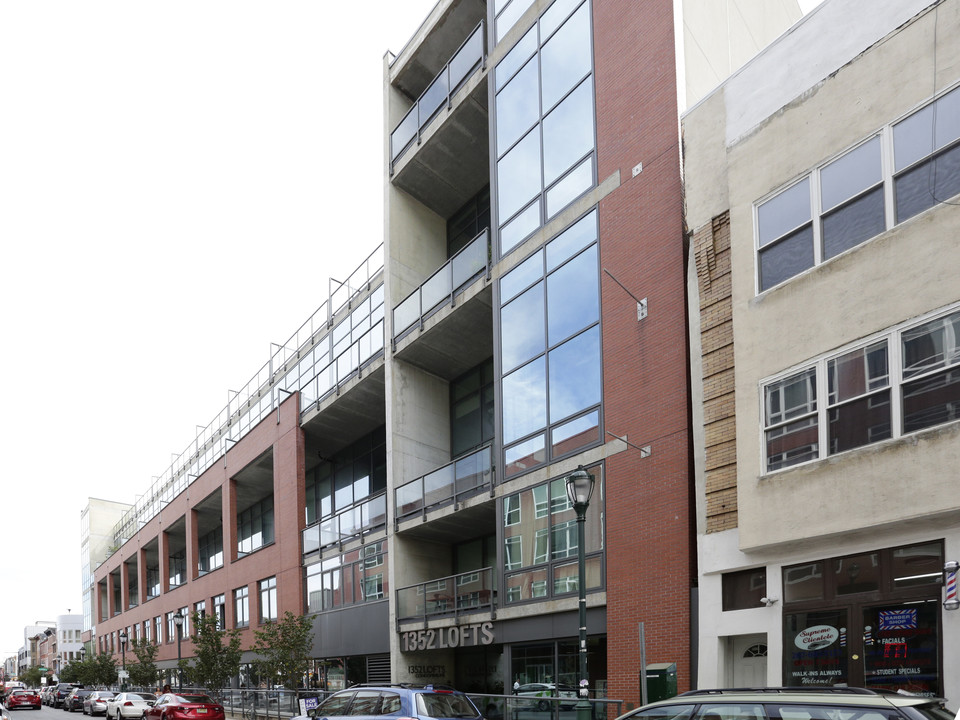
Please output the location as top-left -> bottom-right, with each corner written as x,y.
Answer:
722,568 -> 767,611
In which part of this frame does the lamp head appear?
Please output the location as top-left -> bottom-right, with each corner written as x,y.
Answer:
565,465 -> 596,509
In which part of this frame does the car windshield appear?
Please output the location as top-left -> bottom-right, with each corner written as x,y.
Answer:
417,694 -> 479,719
133,694 -> 157,702
904,703 -> 956,720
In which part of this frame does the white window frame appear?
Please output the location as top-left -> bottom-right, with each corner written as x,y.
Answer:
754,81 -> 960,295
760,303 -> 960,474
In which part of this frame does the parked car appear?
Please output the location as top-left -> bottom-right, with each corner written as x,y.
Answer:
5,689 -> 42,710
292,684 -> 483,720
83,692 -> 115,716
64,689 -> 93,713
614,688 -> 955,720
41,688 -> 56,706
106,693 -> 157,720
515,683 -> 578,711
53,684 -> 81,709
143,694 -> 224,720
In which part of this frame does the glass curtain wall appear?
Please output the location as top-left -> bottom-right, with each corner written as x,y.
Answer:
494,0 -> 596,256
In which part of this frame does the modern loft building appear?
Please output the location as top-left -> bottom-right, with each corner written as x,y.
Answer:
685,0 -> 960,699
91,0 -> 799,705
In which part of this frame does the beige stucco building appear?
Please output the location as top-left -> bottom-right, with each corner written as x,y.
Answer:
684,0 -> 960,697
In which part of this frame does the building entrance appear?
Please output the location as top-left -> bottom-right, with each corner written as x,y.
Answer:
781,541 -> 943,695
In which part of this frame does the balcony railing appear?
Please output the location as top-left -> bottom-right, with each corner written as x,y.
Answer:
395,445 -> 493,525
302,493 -> 387,555
390,21 -> 486,168
392,228 -> 490,341
396,567 -> 496,623
300,319 -> 385,410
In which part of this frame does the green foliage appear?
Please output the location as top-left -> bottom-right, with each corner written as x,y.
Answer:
91,652 -> 119,686
59,660 -> 82,683
20,666 -> 43,687
251,611 -> 315,690
188,612 -> 243,691
128,638 -> 161,688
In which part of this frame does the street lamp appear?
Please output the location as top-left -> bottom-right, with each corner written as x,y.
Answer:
173,611 -> 184,692
119,631 -> 128,692
565,465 -> 595,720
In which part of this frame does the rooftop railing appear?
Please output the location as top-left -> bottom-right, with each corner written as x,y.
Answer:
106,245 -> 385,556
392,228 -> 490,342
396,566 -> 496,623
395,444 -> 493,525
390,21 -> 485,169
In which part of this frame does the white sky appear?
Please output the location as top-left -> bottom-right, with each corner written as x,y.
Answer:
0,0 -> 821,664
0,0 -> 438,662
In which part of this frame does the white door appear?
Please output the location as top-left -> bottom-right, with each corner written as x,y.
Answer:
729,634 -> 767,687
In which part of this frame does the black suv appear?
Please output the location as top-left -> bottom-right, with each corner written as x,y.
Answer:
53,684 -> 80,709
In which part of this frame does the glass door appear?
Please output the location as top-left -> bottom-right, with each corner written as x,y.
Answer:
862,600 -> 940,695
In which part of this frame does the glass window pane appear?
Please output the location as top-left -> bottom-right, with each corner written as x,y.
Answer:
766,368 -> 817,425
834,552 -> 879,595
827,389 -> 891,454
722,568 -> 767,611
505,434 -> 546,476
782,562 -> 824,602
891,542 -> 943,589
496,0 -> 535,42
902,369 -> 960,433
546,209 -> 598,271
894,141 -> 960,223
933,85 -> 960,151
500,200 -> 541,256
496,56 -> 541,156
501,281 -> 545,372
822,186 -> 885,259
498,128 -> 542,224
540,3 -> 592,112
901,310 -> 960,379
820,136 -> 882,211
547,244 -> 598,345
542,78 -> 594,187
501,248 -> 543,303
546,155 -> 594,218
541,0 -> 584,39
894,102 -> 934,172
828,341 -> 889,404
766,416 -> 818,471
502,357 -> 547,443
548,326 -> 601,423
757,178 -> 811,247
759,224 -> 814,291
551,410 -> 599,457
495,26 -> 537,92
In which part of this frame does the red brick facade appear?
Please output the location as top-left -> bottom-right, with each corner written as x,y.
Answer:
594,0 -> 692,703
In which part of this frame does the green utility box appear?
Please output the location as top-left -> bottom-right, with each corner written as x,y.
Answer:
644,662 -> 678,703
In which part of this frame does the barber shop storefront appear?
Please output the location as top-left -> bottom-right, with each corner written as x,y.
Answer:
782,540 -> 944,695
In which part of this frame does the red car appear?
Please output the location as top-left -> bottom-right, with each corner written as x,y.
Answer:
6,688 -> 42,710
143,694 -> 224,720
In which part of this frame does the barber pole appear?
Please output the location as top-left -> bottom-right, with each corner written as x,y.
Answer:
945,561 -> 960,610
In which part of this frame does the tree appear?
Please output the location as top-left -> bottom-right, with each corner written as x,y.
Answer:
59,660 -> 82,683
91,652 -> 119,687
189,612 -> 243,692
128,638 -> 161,689
251,611 -> 315,690
20,666 -> 42,687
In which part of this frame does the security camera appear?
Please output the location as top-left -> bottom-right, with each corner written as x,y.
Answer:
761,596 -> 778,607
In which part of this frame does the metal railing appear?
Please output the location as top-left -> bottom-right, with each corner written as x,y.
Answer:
395,445 -> 492,523
302,493 -> 387,555
396,567 -> 496,622
390,21 -> 485,167
392,228 -> 490,341
467,693 -> 622,720
106,244 -> 385,558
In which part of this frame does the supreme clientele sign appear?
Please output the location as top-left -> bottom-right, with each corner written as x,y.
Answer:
401,622 -> 495,652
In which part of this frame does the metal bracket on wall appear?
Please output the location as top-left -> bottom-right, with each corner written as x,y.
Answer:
606,431 -> 651,457
603,268 -> 647,323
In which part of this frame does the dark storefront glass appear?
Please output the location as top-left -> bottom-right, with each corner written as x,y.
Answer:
784,609 -> 849,687
863,601 -> 940,695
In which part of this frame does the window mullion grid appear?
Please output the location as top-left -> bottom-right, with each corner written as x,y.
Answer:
810,169 -> 823,267
816,359 -> 829,461
889,327 -> 904,441
881,124 -> 897,231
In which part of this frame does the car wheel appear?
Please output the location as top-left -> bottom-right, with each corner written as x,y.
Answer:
537,700 -> 550,712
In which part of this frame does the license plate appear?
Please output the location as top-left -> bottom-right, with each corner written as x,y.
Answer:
198,710 -> 208,714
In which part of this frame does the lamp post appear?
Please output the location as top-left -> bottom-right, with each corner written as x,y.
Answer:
565,465 -> 595,720
119,631 -> 128,692
173,611 -> 184,692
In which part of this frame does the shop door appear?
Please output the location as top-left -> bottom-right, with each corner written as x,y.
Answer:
730,635 -> 767,687
784,601 -> 941,694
